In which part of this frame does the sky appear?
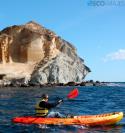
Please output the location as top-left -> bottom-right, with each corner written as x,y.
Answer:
0,0 -> 125,82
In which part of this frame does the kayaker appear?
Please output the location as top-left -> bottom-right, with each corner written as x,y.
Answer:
35,94 -> 63,117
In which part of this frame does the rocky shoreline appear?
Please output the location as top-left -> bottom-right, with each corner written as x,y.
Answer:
0,79 -> 106,88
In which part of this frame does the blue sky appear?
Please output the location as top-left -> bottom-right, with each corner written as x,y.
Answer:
0,0 -> 125,82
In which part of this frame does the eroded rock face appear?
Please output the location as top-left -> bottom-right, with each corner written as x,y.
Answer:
31,53 -> 90,84
0,21 -> 91,84
0,34 -> 13,63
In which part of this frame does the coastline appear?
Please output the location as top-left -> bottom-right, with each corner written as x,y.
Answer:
0,80 -> 106,88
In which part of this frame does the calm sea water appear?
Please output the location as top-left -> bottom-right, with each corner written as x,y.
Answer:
0,83 -> 125,133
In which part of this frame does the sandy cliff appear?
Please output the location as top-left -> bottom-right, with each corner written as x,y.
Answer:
0,21 -> 90,85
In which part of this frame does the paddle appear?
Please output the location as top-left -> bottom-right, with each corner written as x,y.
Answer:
67,88 -> 79,99
57,88 -> 79,104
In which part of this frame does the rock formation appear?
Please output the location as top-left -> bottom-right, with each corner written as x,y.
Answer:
0,21 -> 91,85
0,34 -> 13,64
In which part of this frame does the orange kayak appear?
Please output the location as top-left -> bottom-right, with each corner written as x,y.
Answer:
12,112 -> 123,126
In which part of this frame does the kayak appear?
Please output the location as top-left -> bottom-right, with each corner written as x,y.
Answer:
12,112 -> 123,126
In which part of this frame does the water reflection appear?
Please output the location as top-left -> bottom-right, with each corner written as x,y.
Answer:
37,124 -> 124,133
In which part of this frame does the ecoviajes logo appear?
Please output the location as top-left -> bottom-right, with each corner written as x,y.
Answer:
88,0 -> 125,6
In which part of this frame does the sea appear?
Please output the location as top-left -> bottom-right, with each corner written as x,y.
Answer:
0,82 -> 125,133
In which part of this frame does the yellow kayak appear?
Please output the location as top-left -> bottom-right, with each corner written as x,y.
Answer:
12,112 -> 123,126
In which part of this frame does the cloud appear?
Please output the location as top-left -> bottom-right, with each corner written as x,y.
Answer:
104,49 -> 125,62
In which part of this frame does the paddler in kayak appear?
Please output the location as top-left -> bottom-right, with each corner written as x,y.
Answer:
35,94 -> 64,118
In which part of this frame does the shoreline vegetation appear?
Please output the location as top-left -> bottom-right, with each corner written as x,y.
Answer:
0,80 -> 107,88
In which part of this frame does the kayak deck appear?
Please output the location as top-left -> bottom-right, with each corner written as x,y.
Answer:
12,112 -> 123,126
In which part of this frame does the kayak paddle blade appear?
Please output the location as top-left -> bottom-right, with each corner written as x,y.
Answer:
67,88 -> 79,99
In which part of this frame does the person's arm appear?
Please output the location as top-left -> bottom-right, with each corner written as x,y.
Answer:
39,100 -> 63,109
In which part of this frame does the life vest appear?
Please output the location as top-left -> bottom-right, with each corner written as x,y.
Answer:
35,99 -> 49,117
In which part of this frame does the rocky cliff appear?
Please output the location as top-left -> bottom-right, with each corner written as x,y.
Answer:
0,21 -> 90,85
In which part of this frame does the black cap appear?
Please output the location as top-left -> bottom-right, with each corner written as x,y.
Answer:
41,94 -> 48,99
